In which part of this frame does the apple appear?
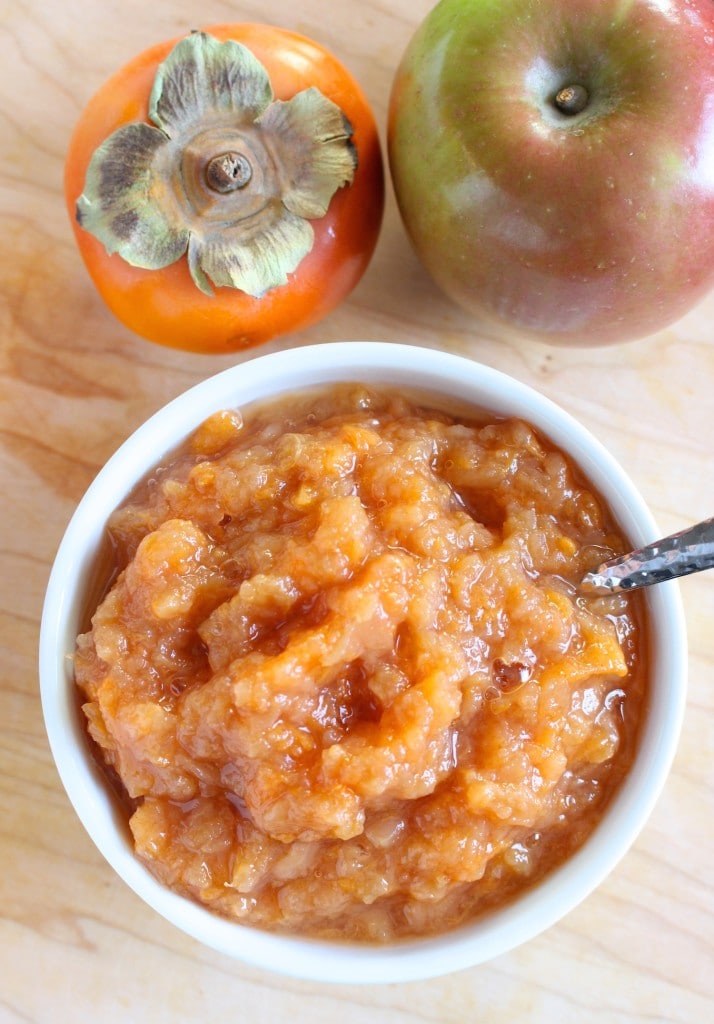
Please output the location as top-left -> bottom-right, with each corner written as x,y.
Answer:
388,0 -> 714,345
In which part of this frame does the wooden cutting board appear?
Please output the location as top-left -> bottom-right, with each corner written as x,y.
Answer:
1,1 -> 712,1020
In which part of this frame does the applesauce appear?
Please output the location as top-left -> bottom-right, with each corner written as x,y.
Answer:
74,384 -> 646,942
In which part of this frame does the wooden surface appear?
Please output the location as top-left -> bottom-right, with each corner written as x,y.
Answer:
1,1 -> 713,1020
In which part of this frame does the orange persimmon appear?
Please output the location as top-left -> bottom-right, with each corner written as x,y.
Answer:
65,24 -> 384,353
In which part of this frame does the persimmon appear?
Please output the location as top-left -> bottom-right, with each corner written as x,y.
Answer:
65,24 -> 384,353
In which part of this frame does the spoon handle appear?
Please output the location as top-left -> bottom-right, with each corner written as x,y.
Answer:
580,516 -> 714,594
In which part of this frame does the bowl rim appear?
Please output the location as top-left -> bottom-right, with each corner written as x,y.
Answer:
39,340 -> 687,984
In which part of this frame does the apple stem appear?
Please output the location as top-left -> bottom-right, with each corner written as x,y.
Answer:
553,84 -> 589,116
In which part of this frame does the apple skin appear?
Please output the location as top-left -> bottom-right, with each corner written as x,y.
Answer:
388,0 -> 714,345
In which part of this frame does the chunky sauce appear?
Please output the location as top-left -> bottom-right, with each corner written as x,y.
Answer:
74,385 -> 646,941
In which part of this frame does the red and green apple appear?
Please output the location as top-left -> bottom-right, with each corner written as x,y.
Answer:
388,0 -> 714,345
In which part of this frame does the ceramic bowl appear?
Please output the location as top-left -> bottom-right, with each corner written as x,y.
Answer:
39,342 -> 687,983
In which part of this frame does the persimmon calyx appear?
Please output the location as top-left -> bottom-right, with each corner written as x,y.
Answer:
75,31 -> 358,297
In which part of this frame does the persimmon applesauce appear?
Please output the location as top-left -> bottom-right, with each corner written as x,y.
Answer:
74,384 -> 646,942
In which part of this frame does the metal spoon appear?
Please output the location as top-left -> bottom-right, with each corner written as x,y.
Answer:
580,516 -> 714,595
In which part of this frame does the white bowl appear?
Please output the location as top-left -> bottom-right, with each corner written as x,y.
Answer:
39,341 -> 687,984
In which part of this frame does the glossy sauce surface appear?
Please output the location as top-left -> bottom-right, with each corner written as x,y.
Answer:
74,385 -> 646,941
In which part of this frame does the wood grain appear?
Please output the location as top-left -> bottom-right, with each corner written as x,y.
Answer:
1,1 -> 712,1020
